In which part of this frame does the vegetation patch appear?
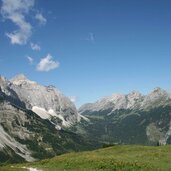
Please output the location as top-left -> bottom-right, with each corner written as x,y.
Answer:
1,145 -> 171,171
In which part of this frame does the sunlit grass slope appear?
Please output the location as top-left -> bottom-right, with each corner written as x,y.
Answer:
1,145 -> 171,171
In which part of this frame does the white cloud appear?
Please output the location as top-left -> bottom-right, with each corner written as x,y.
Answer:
30,42 -> 41,51
69,96 -> 77,103
27,56 -> 33,64
35,13 -> 47,25
1,0 -> 34,45
36,54 -> 59,72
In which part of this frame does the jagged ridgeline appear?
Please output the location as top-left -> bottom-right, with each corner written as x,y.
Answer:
0,74 -> 98,164
71,88 -> 171,146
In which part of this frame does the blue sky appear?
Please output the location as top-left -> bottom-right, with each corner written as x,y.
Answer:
1,0 -> 171,107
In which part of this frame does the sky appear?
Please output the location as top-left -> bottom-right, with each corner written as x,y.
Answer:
0,0 -> 171,107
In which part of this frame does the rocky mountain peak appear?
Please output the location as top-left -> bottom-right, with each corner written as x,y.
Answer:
127,91 -> 143,101
151,87 -> 168,94
0,75 -> 6,85
11,74 -> 28,81
110,93 -> 125,100
79,88 -> 171,114
147,87 -> 170,100
10,74 -> 35,85
0,74 -> 81,128
128,91 -> 142,96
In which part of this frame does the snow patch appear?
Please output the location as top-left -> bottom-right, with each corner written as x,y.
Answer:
48,109 -> 58,117
32,106 -> 50,119
32,107 -> 72,127
55,125 -> 61,130
79,113 -> 89,122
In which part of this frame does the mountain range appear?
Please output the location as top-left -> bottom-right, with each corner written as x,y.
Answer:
0,74 -> 97,163
0,74 -> 171,163
74,88 -> 171,146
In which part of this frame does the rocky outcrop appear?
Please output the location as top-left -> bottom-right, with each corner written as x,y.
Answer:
0,74 -> 81,129
79,88 -> 171,115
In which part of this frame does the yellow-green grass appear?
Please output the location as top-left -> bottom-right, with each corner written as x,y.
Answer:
1,145 -> 171,171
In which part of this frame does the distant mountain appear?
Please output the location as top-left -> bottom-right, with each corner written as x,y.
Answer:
70,88 -> 171,146
0,74 -> 97,163
79,88 -> 171,115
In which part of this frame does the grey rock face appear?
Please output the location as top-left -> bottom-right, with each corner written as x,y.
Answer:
0,74 -> 80,128
79,88 -> 171,115
0,102 -> 35,162
77,88 -> 171,146
0,75 -> 96,163
0,101 -> 94,163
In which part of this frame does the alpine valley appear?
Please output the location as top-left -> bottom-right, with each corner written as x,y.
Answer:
74,88 -> 171,146
0,74 -> 171,164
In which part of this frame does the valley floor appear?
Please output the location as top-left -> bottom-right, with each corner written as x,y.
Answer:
1,145 -> 171,171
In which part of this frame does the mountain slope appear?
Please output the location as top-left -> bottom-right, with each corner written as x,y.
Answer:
0,101 -> 97,163
75,88 -> 171,145
1,74 -> 81,129
0,75 -> 97,164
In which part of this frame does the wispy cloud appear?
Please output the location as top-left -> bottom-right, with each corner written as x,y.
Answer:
35,12 -> 47,25
36,54 -> 59,72
30,42 -> 41,51
1,0 -> 34,45
27,56 -> 34,64
69,96 -> 77,103
86,32 -> 95,44
1,0 -> 47,45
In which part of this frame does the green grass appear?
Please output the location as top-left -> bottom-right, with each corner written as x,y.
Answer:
1,145 -> 171,171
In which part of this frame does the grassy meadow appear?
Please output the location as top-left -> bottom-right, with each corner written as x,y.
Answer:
1,145 -> 171,171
